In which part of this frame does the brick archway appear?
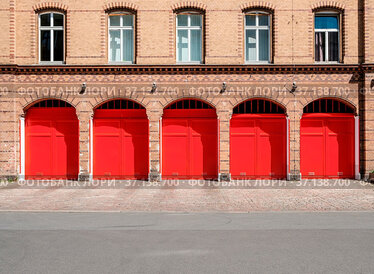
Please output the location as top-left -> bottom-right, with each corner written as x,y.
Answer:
161,98 -> 218,180
23,99 -> 79,180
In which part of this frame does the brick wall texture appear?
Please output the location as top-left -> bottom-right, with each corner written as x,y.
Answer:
0,0 -> 373,180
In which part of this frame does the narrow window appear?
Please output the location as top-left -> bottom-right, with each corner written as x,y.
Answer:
176,13 -> 203,63
39,12 -> 64,63
109,12 -> 135,63
245,12 -> 271,63
315,13 -> 340,62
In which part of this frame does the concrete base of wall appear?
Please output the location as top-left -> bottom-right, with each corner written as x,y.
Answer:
1,175 -> 18,182
149,171 -> 161,182
78,174 -> 90,182
288,173 -> 302,181
219,173 -> 231,182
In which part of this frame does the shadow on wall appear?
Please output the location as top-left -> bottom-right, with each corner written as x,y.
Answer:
57,121 -> 79,180
257,119 -> 287,179
326,120 -> 355,178
189,119 -> 218,180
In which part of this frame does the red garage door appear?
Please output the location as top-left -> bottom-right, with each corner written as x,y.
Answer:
301,99 -> 355,179
162,99 -> 218,180
25,100 -> 79,180
93,100 -> 148,180
230,99 -> 287,179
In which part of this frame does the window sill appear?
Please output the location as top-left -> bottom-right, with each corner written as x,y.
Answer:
176,62 -> 203,65
245,61 -> 271,65
108,62 -> 135,65
38,62 -> 65,65
314,61 -> 341,65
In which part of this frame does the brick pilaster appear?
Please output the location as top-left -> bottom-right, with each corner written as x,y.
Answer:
76,110 -> 92,181
147,108 -> 162,181
288,103 -> 302,181
217,108 -> 232,181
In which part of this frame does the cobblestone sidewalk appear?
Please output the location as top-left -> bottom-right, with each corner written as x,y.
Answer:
0,180 -> 373,212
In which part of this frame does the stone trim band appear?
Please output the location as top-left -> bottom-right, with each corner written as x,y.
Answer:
0,64 -> 371,75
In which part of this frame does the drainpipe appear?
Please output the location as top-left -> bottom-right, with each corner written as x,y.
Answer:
19,116 -> 25,181
355,116 -> 361,180
89,117 -> 93,181
286,117 -> 290,181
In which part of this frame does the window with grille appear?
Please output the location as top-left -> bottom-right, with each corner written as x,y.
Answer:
303,99 -> 354,113
31,100 -> 72,108
165,99 -> 213,109
233,99 -> 285,114
97,100 -> 144,109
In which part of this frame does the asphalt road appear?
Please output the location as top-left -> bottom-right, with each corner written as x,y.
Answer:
0,212 -> 373,273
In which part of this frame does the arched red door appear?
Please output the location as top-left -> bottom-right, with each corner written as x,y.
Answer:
93,100 -> 149,180
162,99 -> 218,180
25,100 -> 79,180
301,99 -> 355,179
230,99 -> 287,179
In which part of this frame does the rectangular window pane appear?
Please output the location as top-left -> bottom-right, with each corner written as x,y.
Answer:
109,30 -> 121,62
109,15 -> 121,26
245,15 -> 256,26
40,14 -> 51,27
315,16 -> 338,29
122,15 -> 133,27
258,15 -> 269,26
53,30 -> 63,61
40,30 -> 51,61
258,29 -> 269,61
190,29 -> 201,62
122,29 -> 133,62
315,32 -> 325,62
53,13 -> 63,27
190,15 -> 202,26
177,15 -> 188,26
177,30 -> 189,62
246,30 -> 256,61
328,32 -> 339,61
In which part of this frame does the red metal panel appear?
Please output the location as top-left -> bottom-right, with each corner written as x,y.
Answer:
93,109 -> 148,180
94,119 -> 122,178
230,114 -> 287,179
230,119 -> 256,177
162,109 -> 218,180
300,119 -> 325,177
122,119 -> 149,178
190,119 -> 218,179
300,114 -> 355,179
25,108 -> 79,180
162,119 -> 189,178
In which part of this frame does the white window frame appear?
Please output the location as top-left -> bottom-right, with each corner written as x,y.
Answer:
176,12 -> 203,64
38,12 -> 65,64
108,12 -> 135,64
244,11 -> 271,64
314,12 -> 340,63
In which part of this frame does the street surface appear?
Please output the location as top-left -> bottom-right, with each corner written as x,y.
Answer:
0,180 -> 373,212
0,212 -> 373,273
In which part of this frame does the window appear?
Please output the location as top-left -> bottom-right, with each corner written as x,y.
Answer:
176,13 -> 203,63
303,99 -> 354,114
39,12 -> 64,63
233,99 -> 285,114
109,12 -> 134,63
245,12 -> 271,63
315,13 -> 340,62
166,99 -> 213,109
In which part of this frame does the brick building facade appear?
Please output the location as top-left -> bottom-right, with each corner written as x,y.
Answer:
0,0 -> 373,181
